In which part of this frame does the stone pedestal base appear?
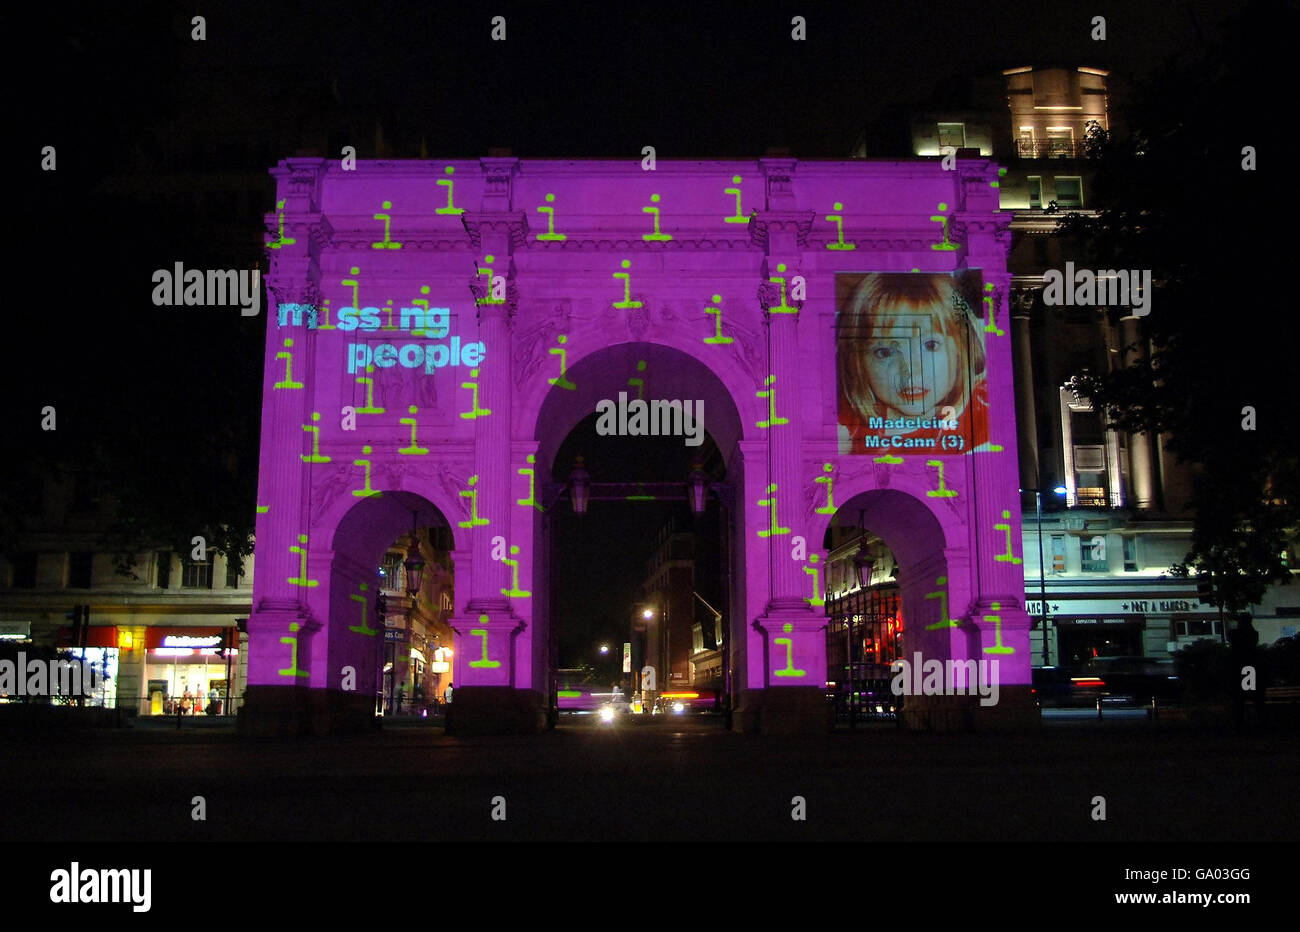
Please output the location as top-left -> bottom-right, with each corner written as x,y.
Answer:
901,685 -> 1040,732
445,687 -> 546,736
732,687 -> 833,735
237,685 -> 376,736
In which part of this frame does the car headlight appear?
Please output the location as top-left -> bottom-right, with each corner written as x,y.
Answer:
599,706 -> 615,723
672,702 -> 685,713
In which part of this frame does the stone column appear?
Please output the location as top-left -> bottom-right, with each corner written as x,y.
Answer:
739,162 -> 828,734
1120,315 -> 1155,509
1011,287 -> 1040,491
240,159 -> 330,735
447,160 -> 540,734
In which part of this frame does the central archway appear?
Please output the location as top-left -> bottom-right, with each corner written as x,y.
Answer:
528,341 -> 746,725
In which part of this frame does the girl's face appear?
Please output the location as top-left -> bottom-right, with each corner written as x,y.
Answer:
863,314 -> 957,417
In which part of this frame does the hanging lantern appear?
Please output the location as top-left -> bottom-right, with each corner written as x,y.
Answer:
568,455 -> 590,515
687,461 -> 708,515
853,544 -> 875,589
403,514 -> 425,597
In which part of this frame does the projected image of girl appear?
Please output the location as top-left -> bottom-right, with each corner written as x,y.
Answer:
836,272 -> 990,454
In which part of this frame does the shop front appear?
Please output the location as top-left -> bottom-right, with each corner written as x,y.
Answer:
143,626 -> 239,716
1054,616 -> 1144,670
57,625 -> 120,708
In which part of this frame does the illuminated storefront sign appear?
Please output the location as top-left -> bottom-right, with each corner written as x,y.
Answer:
0,622 -> 30,640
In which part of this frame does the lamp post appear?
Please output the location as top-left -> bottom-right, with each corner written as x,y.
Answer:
636,605 -> 656,707
1023,486 -> 1067,666
399,513 -> 425,716
850,541 -> 874,732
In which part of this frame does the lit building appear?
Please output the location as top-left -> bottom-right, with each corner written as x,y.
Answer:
636,516 -> 726,697
879,64 -> 1300,668
0,468 -> 251,715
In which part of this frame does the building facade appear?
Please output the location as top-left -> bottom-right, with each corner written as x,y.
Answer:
246,153 -> 1032,735
894,64 -> 1298,669
0,468 -> 252,715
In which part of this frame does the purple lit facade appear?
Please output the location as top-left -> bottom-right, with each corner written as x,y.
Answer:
242,157 -> 1032,734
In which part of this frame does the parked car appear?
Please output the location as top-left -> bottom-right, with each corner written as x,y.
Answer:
1084,656 -> 1182,706
1032,659 -> 1182,709
1031,666 -> 1105,708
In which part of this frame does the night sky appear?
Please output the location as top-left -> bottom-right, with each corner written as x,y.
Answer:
6,0 -> 1257,660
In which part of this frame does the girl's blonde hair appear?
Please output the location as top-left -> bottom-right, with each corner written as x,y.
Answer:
837,273 -> 986,423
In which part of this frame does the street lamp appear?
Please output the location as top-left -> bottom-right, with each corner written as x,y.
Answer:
853,546 -> 875,590
403,513 -> 425,598
599,644 -> 609,655
568,456 -> 590,515
687,461 -> 709,515
1023,486 -> 1068,666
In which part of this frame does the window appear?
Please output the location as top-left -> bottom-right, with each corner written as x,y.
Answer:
1050,535 -> 1066,573
11,553 -> 38,588
1080,537 -> 1108,572
156,552 -> 173,589
1054,176 -> 1083,208
1175,619 -> 1222,637
69,552 -> 93,589
1046,127 -> 1074,157
226,556 -> 243,588
379,552 -> 404,592
182,558 -> 213,589
938,123 -> 966,149
1122,537 -> 1138,572
1027,176 -> 1042,208
1018,128 -> 1035,157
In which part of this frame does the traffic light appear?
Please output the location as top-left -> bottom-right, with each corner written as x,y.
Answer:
65,604 -> 89,648
65,606 -> 81,647
1196,577 -> 1215,605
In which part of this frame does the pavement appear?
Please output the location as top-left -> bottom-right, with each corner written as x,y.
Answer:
2,716 -> 1296,842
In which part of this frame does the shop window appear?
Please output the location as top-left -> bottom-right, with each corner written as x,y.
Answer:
1122,537 -> 1138,572
182,558 -> 213,589
11,552 -> 38,588
1175,619 -> 1223,637
69,552 -> 93,589
226,556 -> 243,588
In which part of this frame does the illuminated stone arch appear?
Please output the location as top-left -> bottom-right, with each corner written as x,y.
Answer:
242,155 -> 1032,735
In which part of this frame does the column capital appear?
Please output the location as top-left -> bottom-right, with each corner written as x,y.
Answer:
749,211 -> 814,251
461,212 -> 530,251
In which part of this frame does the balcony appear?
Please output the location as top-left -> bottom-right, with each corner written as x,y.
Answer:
1017,140 -> 1088,159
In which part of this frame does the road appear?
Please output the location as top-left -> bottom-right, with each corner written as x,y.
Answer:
2,717 -> 1295,842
